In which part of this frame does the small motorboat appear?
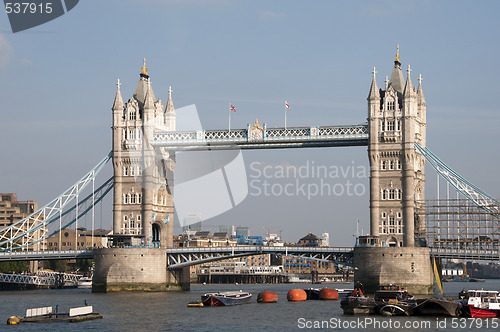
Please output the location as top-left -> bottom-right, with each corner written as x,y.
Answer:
77,276 -> 92,289
201,291 -> 252,306
469,294 -> 500,318
336,289 -> 354,299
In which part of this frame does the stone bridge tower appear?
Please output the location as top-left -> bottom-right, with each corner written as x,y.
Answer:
355,47 -> 432,294
111,60 -> 176,248
366,46 -> 427,248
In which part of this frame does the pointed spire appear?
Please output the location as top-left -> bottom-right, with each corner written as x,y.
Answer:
144,79 -> 155,110
417,74 -> 426,105
368,67 -> 380,100
112,78 -> 124,110
165,85 -> 175,113
141,58 -> 148,77
388,45 -> 404,94
404,65 -> 415,97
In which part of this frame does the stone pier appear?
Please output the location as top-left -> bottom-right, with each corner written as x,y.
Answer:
353,247 -> 433,294
92,248 -> 182,292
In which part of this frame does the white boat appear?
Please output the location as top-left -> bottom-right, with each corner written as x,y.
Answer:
77,277 -> 92,289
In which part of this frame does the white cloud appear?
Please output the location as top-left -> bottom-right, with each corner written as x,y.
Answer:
257,10 -> 287,20
0,32 -> 13,68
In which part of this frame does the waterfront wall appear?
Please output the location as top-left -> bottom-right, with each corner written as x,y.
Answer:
353,247 -> 433,294
93,248 -> 182,292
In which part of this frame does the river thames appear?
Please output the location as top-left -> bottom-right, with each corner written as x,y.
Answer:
1,280 -> 499,331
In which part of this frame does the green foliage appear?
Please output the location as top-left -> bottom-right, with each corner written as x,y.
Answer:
0,261 -> 29,273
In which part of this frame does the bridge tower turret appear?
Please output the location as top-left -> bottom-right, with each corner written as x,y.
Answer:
110,59 -> 175,248
366,46 -> 426,248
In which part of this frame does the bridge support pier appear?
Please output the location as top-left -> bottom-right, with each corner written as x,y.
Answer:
92,248 -> 182,292
169,267 -> 191,291
353,247 -> 433,294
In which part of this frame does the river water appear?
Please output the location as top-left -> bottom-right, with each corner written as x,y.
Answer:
1,280 -> 499,331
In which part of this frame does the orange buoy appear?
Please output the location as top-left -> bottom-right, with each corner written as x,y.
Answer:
319,288 -> 339,300
287,289 -> 307,301
257,291 -> 278,303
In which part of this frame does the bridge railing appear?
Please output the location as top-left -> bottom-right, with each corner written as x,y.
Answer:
152,124 -> 369,147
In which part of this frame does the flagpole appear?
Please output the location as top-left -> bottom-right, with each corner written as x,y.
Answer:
285,107 -> 287,130
229,103 -> 231,131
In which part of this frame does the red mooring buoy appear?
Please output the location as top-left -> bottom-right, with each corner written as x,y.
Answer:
287,289 -> 307,301
257,291 -> 278,303
318,288 -> 339,300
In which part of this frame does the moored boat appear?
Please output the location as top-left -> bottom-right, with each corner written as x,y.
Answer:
374,284 -> 413,302
303,288 -> 321,300
77,277 -> 92,289
413,298 -> 463,317
336,289 -> 354,299
8,305 -> 102,324
468,294 -> 500,318
201,291 -> 252,306
340,296 -> 377,315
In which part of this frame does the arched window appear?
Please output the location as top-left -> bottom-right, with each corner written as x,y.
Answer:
381,160 -> 386,170
124,194 -> 129,204
389,160 -> 395,170
397,189 -> 402,200
123,167 -> 129,176
130,167 -> 135,176
137,194 -> 142,204
130,194 -> 136,204
382,190 -> 387,200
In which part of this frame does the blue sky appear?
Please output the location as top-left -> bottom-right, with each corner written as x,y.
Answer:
1,0 -> 499,245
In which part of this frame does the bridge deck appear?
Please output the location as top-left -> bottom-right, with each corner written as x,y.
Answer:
152,124 -> 369,150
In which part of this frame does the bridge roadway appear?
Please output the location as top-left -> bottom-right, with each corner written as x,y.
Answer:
0,247 -> 497,265
151,124 -> 369,151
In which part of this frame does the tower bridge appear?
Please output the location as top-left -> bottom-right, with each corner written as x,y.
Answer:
0,49 -> 498,293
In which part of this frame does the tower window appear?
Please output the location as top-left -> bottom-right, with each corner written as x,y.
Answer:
387,101 -> 395,111
387,121 -> 395,131
389,189 -> 395,200
381,160 -> 386,170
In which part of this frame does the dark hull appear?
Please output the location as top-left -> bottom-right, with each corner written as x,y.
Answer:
19,313 -> 103,323
414,298 -> 462,317
304,288 -> 321,300
341,296 -> 377,315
